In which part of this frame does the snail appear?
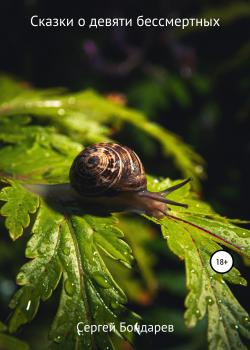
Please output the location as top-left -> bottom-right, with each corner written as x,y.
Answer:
68,143 -> 191,218
25,142 -> 191,218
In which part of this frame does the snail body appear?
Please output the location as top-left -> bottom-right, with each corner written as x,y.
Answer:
69,143 -> 190,218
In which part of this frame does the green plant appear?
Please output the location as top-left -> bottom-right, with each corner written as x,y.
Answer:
0,76 -> 249,350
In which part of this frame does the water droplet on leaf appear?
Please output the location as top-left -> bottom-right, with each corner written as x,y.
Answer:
195,309 -> 201,316
26,300 -> 32,311
64,279 -> 75,296
206,297 -> 214,305
63,247 -> 70,256
111,301 -> 119,309
54,335 -> 62,343
92,272 -> 110,288
237,231 -> 249,238
242,316 -> 250,325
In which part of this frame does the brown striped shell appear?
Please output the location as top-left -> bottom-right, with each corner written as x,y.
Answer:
69,143 -> 147,196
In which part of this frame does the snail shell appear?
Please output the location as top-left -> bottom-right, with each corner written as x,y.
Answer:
69,143 -> 147,196
69,142 -> 190,218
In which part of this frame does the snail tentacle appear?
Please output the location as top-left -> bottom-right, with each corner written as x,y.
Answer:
160,177 -> 192,195
138,191 -> 188,208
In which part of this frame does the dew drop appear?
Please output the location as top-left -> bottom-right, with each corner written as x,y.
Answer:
64,279 -> 75,296
219,316 -> 223,321
206,297 -> 214,305
111,301 -> 119,309
57,108 -> 65,116
92,272 -> 110,288
26,300 -> 32,311
218,299 -> 222,304
238,231 -> 250,238
234,324 -> 239,330
54,335 -> 62,344
242,316 -> 250,325
195,309 -> 201,316
63,247 -> 70,256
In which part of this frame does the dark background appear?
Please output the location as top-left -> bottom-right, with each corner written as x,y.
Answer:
0,1 -> 249,349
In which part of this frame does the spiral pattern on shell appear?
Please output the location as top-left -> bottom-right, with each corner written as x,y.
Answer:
69,143 -> 147,196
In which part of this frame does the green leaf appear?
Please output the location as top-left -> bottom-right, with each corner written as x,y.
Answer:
163,219 -> 250,350
100,216 -> 158,306
0,179 -> 39,240
146,178 -> 250,350
0,75 -> 205,186
0,121 -> 82,182
117,216 -> 157,296
86,215 -> 133,268
4,180 -> 139,349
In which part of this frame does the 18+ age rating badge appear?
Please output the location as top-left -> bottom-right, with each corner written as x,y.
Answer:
210,250 -> 234,273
